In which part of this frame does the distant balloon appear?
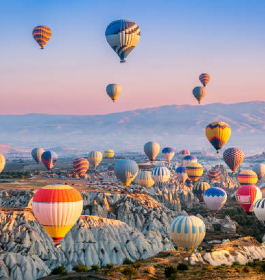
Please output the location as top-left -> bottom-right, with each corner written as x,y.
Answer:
135,171 -> 155,189
0,153 -> 5,173
186,162 -> 204,183
207,167 -> 221,182
73,158 -> 89,177
41,151 -> 58,170
205,122 -> 231,153
259,183 -> 265,198
199,73 -> 210,87
31,148 -> 45,164
106,84 -> 122,102
179,150 -> 190,160
176,166 -> 188,186
32,185 -> 83,244
144,141 -> 160,161
151,166 -> 170,185
114,159 -> 138,187
223,148 -> 244,174
192,86 -> 206,104
104,149 -> 115,159
162,147 -> 175,163
32,26 -> 52,49
238,170 -> 258,186
236,185 -> 262,214
252,163 -> 265,180
105,19 -> 140,63
183,155 -> 197,167
88,151 -> 102,169
193,182 -> 210,202
203,187 -> 227,213
170,215 -> 206,250
254,198 -> 265,224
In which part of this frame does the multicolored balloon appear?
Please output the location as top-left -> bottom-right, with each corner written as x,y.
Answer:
41,151 -> 58,170
32,26 -> 52,49
176,166 -> 188,185
252,163 -> 265,180
88,151 -> 102,169
238,170 -> 258,186
254,198 -> 265,224
32,184 -> 83,244
192,86 -> 206,104
203,187 -> 227,213
205,122 -> 231,153
170,215 -> 206,250
32,148 -> 45,164
199,73 -> 210,87
135,171 -> 154,189
104,149 -> 114,159
73,158 -> 89,177
151,166 -> 171,185
259,183 -> 265,198
180,150 -> 190,160
186,162 -> 204,183
105,19 -> 140,63
236,185 -> 262,214
0,153 -> 5,173
106,84 -> 122,102
207,167 -> 221,182
193,182 -> 210,202
223,147 -> 244,174
162,147 -> 175,163
183,155 -> 197,166
144,141 -> 160,161
114,159 -> 138,187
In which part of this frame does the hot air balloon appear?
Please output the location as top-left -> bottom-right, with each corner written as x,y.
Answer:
252,163 -> 265,180
104,149 -> 115,159
32,26 -> 52,49
114,159 -> 138,187
193,182 -> 210,202
32,185 -> 83,245
203,187 -> 227,213
259,183 -> 265,198
105,20 -> 140,63
144,141 -> 160,161
135,171 -> 155,189
41,151 -> 58,170
180,150 -> 190,160
151,166 -> 171,186
0,153 -> 5,173
223,148 -> 244,174
238,170 -> 258,186
170,215 -> 206,251
192,86 -> 206,104
207,167 -> 221,182
176,166 -> 188,186
183,155 -> 197,167
73,158 -> 89,177
162,147 -> 175,164
205,122 -> 231,154
199,73 -> 210,87
254,198 -> 265,224
31,148 -> 45,164
106,84 -> 122,102
88,151 -> 102,169
186,162 -> 204,183
236,185 -> 262,215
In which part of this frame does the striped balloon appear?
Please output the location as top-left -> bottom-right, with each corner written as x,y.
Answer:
186,162 -> 204,183
238,170 -> 258,186
170,215 -> 206,250
193,182 -> 210,202
252,163 -> 265,180
199,73 -> 210,87
0,153 -> 5,173
114,159 -> 138,187
31,148 -> 45,164
151,167 -> 171,185
192,86 -> 206,104
105,20 -> 140,63
73,158 -> 89,177
259,183 -> 265,198
176,166 -> 188,185
106,84 -> 122,102
135,171 -> 155,189
180,150 -> 190,160
41,151 -> 58,170
144,141 -> 160,161
88,151 -> 102,169
32,26 -> 52,49
162,147 -> 175,163
205,122 -> 231,153
207,167 -> 221,182
223,148 -> 244,174
32,185 -> 83,243
203,187 -> 227,212
183,155 -> 197,167
236,185 -> 262,214
254,198 -> 265,224
104,149 -> 114,158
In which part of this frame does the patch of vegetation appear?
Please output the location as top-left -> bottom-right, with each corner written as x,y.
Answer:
232,261 -> 240,266
123,257 -> 133,265
51,265 -> 67,276
106,263 -> 114,269
164,266 -> 177,278
260,262 -> 265,272
72,264 -> 89,272
121,267 -> 136,278
90,264 -> 99,271
177,263 -> 189,271
243,266 -> 251,273
133,261 -> 142,268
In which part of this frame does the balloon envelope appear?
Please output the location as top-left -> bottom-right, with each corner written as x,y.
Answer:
180,150 -> 190,160
186,162 -> 203,183
176,166 -> 188,185
88,151 -> 102,169
32,26 -> 52,49
162,147 -> 175,163
151,166 -> 171,184
0,153 -> 5,173
183,155 -> 197,166
104,149 -> 114,158
193,182 -> 210,202
203,187 -> 227,212
192,86 -> 206,104
238,170 -> 258,186
114,159 -> 138,187
199,73 -> 210,87
32,148 -> 45,164
41,151 -> 58,170
73,158 -> 89,177
106,84 -> 122,102
144,141 -> 160,161
252,163 -> 265,180
254,198 -> 265,224
207,167 -> 221,182
259,183 -> 265,198
223,148 -> 244,174
135,171 -> 154,188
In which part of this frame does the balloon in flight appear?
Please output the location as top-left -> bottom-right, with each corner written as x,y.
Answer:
104,149 -> 115,158
207,167 -> 221,182
223,148 -> 244,174
144,141 -> 160,161
186,162 -> 204,183
176,166 -> 188,185
151,166 -> 171,185
135,171 -> 155,188
193,182 -> 210,202
73,158 -> 89,177
32,26 -> 52,49
162,147 -> 175,163
183,155 -> 197,166
199,73 -> 210,87
114,159 -> 138,187
106,84 -> 122,102
180,150 -> 190,160
41,151 -> 58,170
238,170 -> 258,186
192,86 -> 206,104
259,183 -> 265,198
32,148 -> 45,164
203,187 -> 227,213
0,153 -> 5,173
254,198 -> 265,224
88,151 -> 102,169
252,163 -> 265,180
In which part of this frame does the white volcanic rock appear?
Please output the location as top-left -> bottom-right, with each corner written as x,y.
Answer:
221,216 -> 237,233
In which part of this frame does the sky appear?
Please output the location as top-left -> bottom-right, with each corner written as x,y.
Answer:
0,0 -> 264,115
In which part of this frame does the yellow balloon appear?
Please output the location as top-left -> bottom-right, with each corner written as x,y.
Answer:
186,162 -> 204,183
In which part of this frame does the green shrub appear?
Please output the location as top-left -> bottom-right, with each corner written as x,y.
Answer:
165,266 -> 177,278
106,263 -> 114,269
72,264 -> 89,272
232,261 -> 240,266
133,261 -> 142,268
51,265 -> 67,275
243,266 -> 251,273
91,264 -> 99,271
121,267 -> 136,277
123,257 -> 133,265
260,262 -> 265,272
177,263 -> 189,271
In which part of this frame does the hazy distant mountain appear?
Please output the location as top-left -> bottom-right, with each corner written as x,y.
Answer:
0,101 -> 265,155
